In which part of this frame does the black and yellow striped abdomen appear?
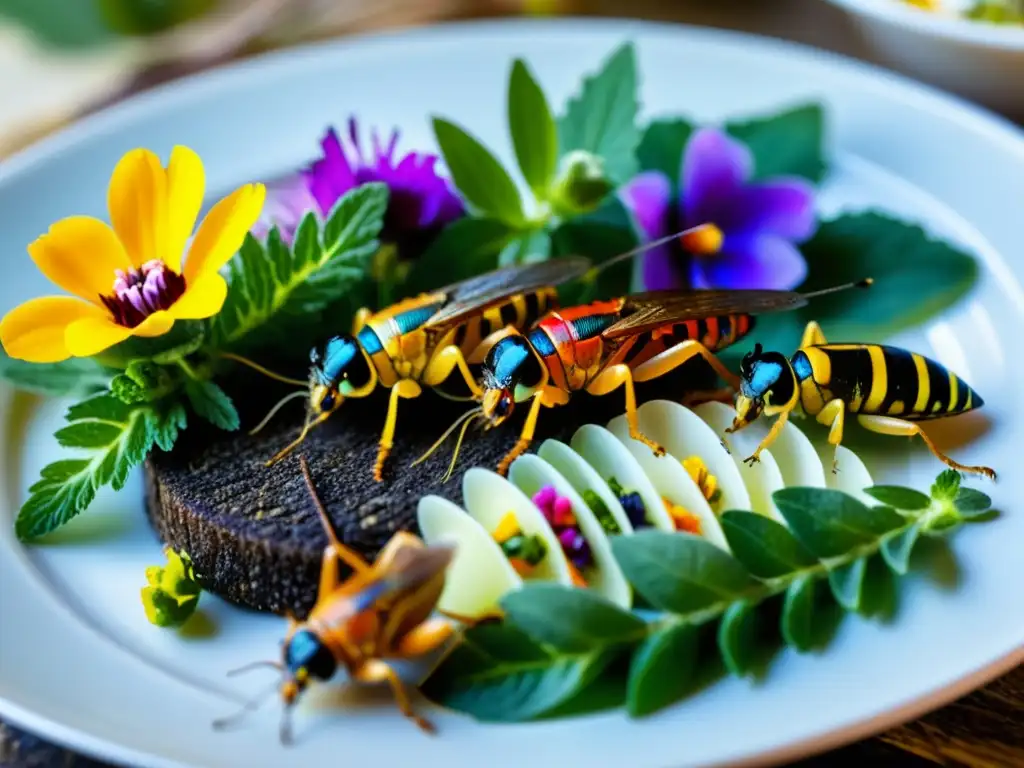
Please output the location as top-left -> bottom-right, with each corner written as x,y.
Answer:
793,344 -> 984,421
449,286 -> 558,357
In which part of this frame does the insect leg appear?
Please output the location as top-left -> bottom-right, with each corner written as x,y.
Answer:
300,455 -> 371,574
586,364 -> 666,456
351,306 -> 373,334
375,379 -> 424,482
800,321 -> 829,348
423,344 -> 485,398
631,340 -> 741,390
496,390 -> 546,476
393,617 -> 457,657
742,410 -> 791,467
353,659 -> 436,733
857,415 -> 996,480
815,398 -> 847,474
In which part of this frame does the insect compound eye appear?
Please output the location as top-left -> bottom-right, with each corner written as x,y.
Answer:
495,391 -> 514,417
320,391 -> 336,412
285,629 -> 337,681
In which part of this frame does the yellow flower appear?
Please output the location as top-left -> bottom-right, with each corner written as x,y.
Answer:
683,456 -> 720,505
0,147 -> 265,363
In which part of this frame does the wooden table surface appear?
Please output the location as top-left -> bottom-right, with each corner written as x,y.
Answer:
0,0 -> 1021,766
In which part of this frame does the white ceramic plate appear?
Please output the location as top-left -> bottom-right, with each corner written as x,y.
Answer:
1,17 -> 1023,768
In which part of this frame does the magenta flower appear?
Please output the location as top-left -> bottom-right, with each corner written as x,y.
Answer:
255,118 -> 464,258
620,127 -> 816,291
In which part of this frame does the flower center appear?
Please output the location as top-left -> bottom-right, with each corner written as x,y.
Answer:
101,260 -> 186,328
678,222 -> 724,257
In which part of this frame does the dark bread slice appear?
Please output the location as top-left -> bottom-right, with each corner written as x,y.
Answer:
144,367 -> 709,619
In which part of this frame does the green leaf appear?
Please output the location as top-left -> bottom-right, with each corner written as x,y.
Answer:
16,398 -> 185,540
497,228 -> 551,267
725,103 -> 826,182
405,217 -> 517,291
612,530 -> 757,614
636,118 -> 695,185
931,469 -> 961,502
110,360 -> 177,404
827,558 -> 867,611
625,621 -> 699,717
859,553 -> 899,621
501,583 -> 647,652
508,59 -> 558,197
422,624 -> 617,722
212,184 -> 387,351
773,488 -> 906,559
0,353 -> 110,397
432,117 -> 524,225
550,195 -> 639,302
720,510 -> 818,579
864,486 -> 931,512
880,522 -> 923,575
184,379 -> 239,431
780,574 -> 817,652
954,488 -> 992,518
557,42 -> 640,184
718,601 -> 760,677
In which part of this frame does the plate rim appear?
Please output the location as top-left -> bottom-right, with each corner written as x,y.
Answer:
1,16 -> 1023,768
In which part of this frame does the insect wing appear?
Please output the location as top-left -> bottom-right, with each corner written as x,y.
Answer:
346,543 -> 455,615
601,289 -> 810,340
422,257 -> 593,333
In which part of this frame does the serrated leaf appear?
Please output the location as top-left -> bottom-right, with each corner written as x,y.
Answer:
110,360 -> 177,404
558,42 -> 640,183
0,353 -> 110,397
780,574 -> 816,652
501,584 -> 646,652
880,522 -> 923,575
827,558 -> 867,611
432,117 -> 524,225
931,469 -> 961,501
636,118 -> 695,185
864,486 -> 931,511
152,402 -> 187,452
720,511 -> 818,578
718,601 -> 760,677
508,59 -> 558,197
405,216 -> 516,291
625,621 -> 698,717
422,624 -> 616,722
612,530 -> 757,614
184,379 -> 239,431
66,393 -> 135,422
954,488 -> 992,517
773,488 -> 906,559
725,103 -> 826,182
53,421 -> 124,449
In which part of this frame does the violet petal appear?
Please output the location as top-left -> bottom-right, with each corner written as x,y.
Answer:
694,233 -> 808,291
681,128 -> 753,228
727,178 -> 817,241
619,171 -> 672,241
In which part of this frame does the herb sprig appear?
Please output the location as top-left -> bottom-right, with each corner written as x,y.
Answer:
423,471 -> 995,721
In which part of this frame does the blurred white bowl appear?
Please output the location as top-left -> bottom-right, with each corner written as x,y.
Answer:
825,0 -> 1024,117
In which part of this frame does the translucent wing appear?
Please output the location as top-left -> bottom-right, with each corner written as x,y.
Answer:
348,543 -> 455,613
601,289 -> 810,340
422,257 -> 592,333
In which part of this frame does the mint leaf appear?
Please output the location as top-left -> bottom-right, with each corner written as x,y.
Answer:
612,530 -> 757,614
859,554 -> 898,620
422,624 -> 617,722
636,118 -> 694,185
780,574 -> 817,652
0,352 -> 110,397
557,42 -> 640,184
508,59 -> 558,198
550,195 -> 639,302
880,522 -> 923,575
625,621 -> 698,717
773,488 -> 906,558
864,486 -> 931,511
726,103 -> 826,182
432,117 -> 525,225
718,601 -> 760,677
184,379 -> 239,431
827,558 -> 867,611
498,228 -> 551,267
931,469 -> 961,502
110,360 -> 176,404
212,183 -> 387,350
954,488 -> 992,517
720,510 -> 818,578
16,396 -> 185,540
501,584 -> 646,652
405,217 -> 517,291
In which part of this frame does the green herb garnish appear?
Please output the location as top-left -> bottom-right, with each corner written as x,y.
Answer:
583,489 -> 622,535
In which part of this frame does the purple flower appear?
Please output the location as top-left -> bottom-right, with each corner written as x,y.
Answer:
256,117 -> 465,258
620,127 -> 816,291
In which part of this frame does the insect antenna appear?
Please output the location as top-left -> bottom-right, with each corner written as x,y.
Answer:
441,412 -> 485,483
211,678 -> 281,732
411,407 -> 482,468
801,277 -> 873,299
265,411 -> 331,467
249,390 -> 309,436
280,703 -> 295,745
219,351 -> 309,387
583,223 -> 723,281
433,389 -> 477,403
226,660 -> 283,677
299,454 -> 369,573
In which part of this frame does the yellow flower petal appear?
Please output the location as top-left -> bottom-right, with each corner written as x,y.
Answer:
108,148 -> 167,267
163,146 -> 205,273
169,272 -> 227,320
0,296 -> 102,363
27,217 -> 132,305
65,310 -> 174,358
183,183 -> 266,283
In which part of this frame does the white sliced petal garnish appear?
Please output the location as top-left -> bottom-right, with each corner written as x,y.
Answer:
821,444 -> 878,507
538,439 -> 634,534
